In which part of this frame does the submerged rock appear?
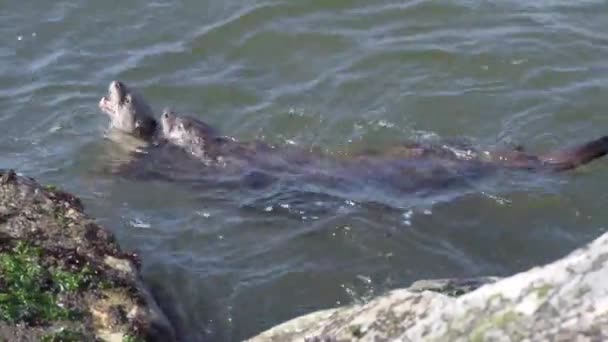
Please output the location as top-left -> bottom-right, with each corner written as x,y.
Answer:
248,232 -> 608,341
407,276 -> 500,297
0,169 -> 175,342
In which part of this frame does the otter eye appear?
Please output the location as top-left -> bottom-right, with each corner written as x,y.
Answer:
124,95 -> 131,104
163,112 -> 169,119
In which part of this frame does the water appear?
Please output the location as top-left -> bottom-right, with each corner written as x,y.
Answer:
2,0 -> 608,340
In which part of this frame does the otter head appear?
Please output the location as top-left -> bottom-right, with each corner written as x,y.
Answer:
99,81 -> 157,141
160,110 -> 221,159
160,110 -> 218,145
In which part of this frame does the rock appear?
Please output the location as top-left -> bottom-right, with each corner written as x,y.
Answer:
407,276 -> 501,297
248,289 -> 453,342
0,169 -> 176,342
405,232 -> 608,342
248,232 -> 608,342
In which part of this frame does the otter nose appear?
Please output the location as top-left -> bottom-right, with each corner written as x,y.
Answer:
111,81 -> 123,90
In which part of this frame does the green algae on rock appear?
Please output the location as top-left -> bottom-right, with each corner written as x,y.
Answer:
0,241 -> 81,324
0,169 -> 176,342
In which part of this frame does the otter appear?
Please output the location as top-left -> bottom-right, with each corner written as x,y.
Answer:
156,111 -> 595,202
157,109 -> 608,197
99,81 -> 158,142
159,109 -> 608,173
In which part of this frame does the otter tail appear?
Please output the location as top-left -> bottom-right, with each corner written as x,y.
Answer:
538,136 -> 608,171
486,136 -> 608,171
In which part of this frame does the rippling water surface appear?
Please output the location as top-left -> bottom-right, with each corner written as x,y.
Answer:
3,1 -> 608,340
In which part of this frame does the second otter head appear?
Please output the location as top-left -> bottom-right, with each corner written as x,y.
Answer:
160,110 -> 218,148
99,81 -> 157,140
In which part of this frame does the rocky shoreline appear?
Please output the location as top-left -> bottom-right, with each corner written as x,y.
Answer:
248,231 -> 608,341
0,169 -> 175,342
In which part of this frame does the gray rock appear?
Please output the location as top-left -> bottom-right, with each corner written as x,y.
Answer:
248,232 -> 608,342
248,289 -> 452,342
406,232 -> 608,342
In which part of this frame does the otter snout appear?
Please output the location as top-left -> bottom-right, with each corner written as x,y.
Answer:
109,80 -> 127,102
110,80 -> 123,90
99,80 -> 128,116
